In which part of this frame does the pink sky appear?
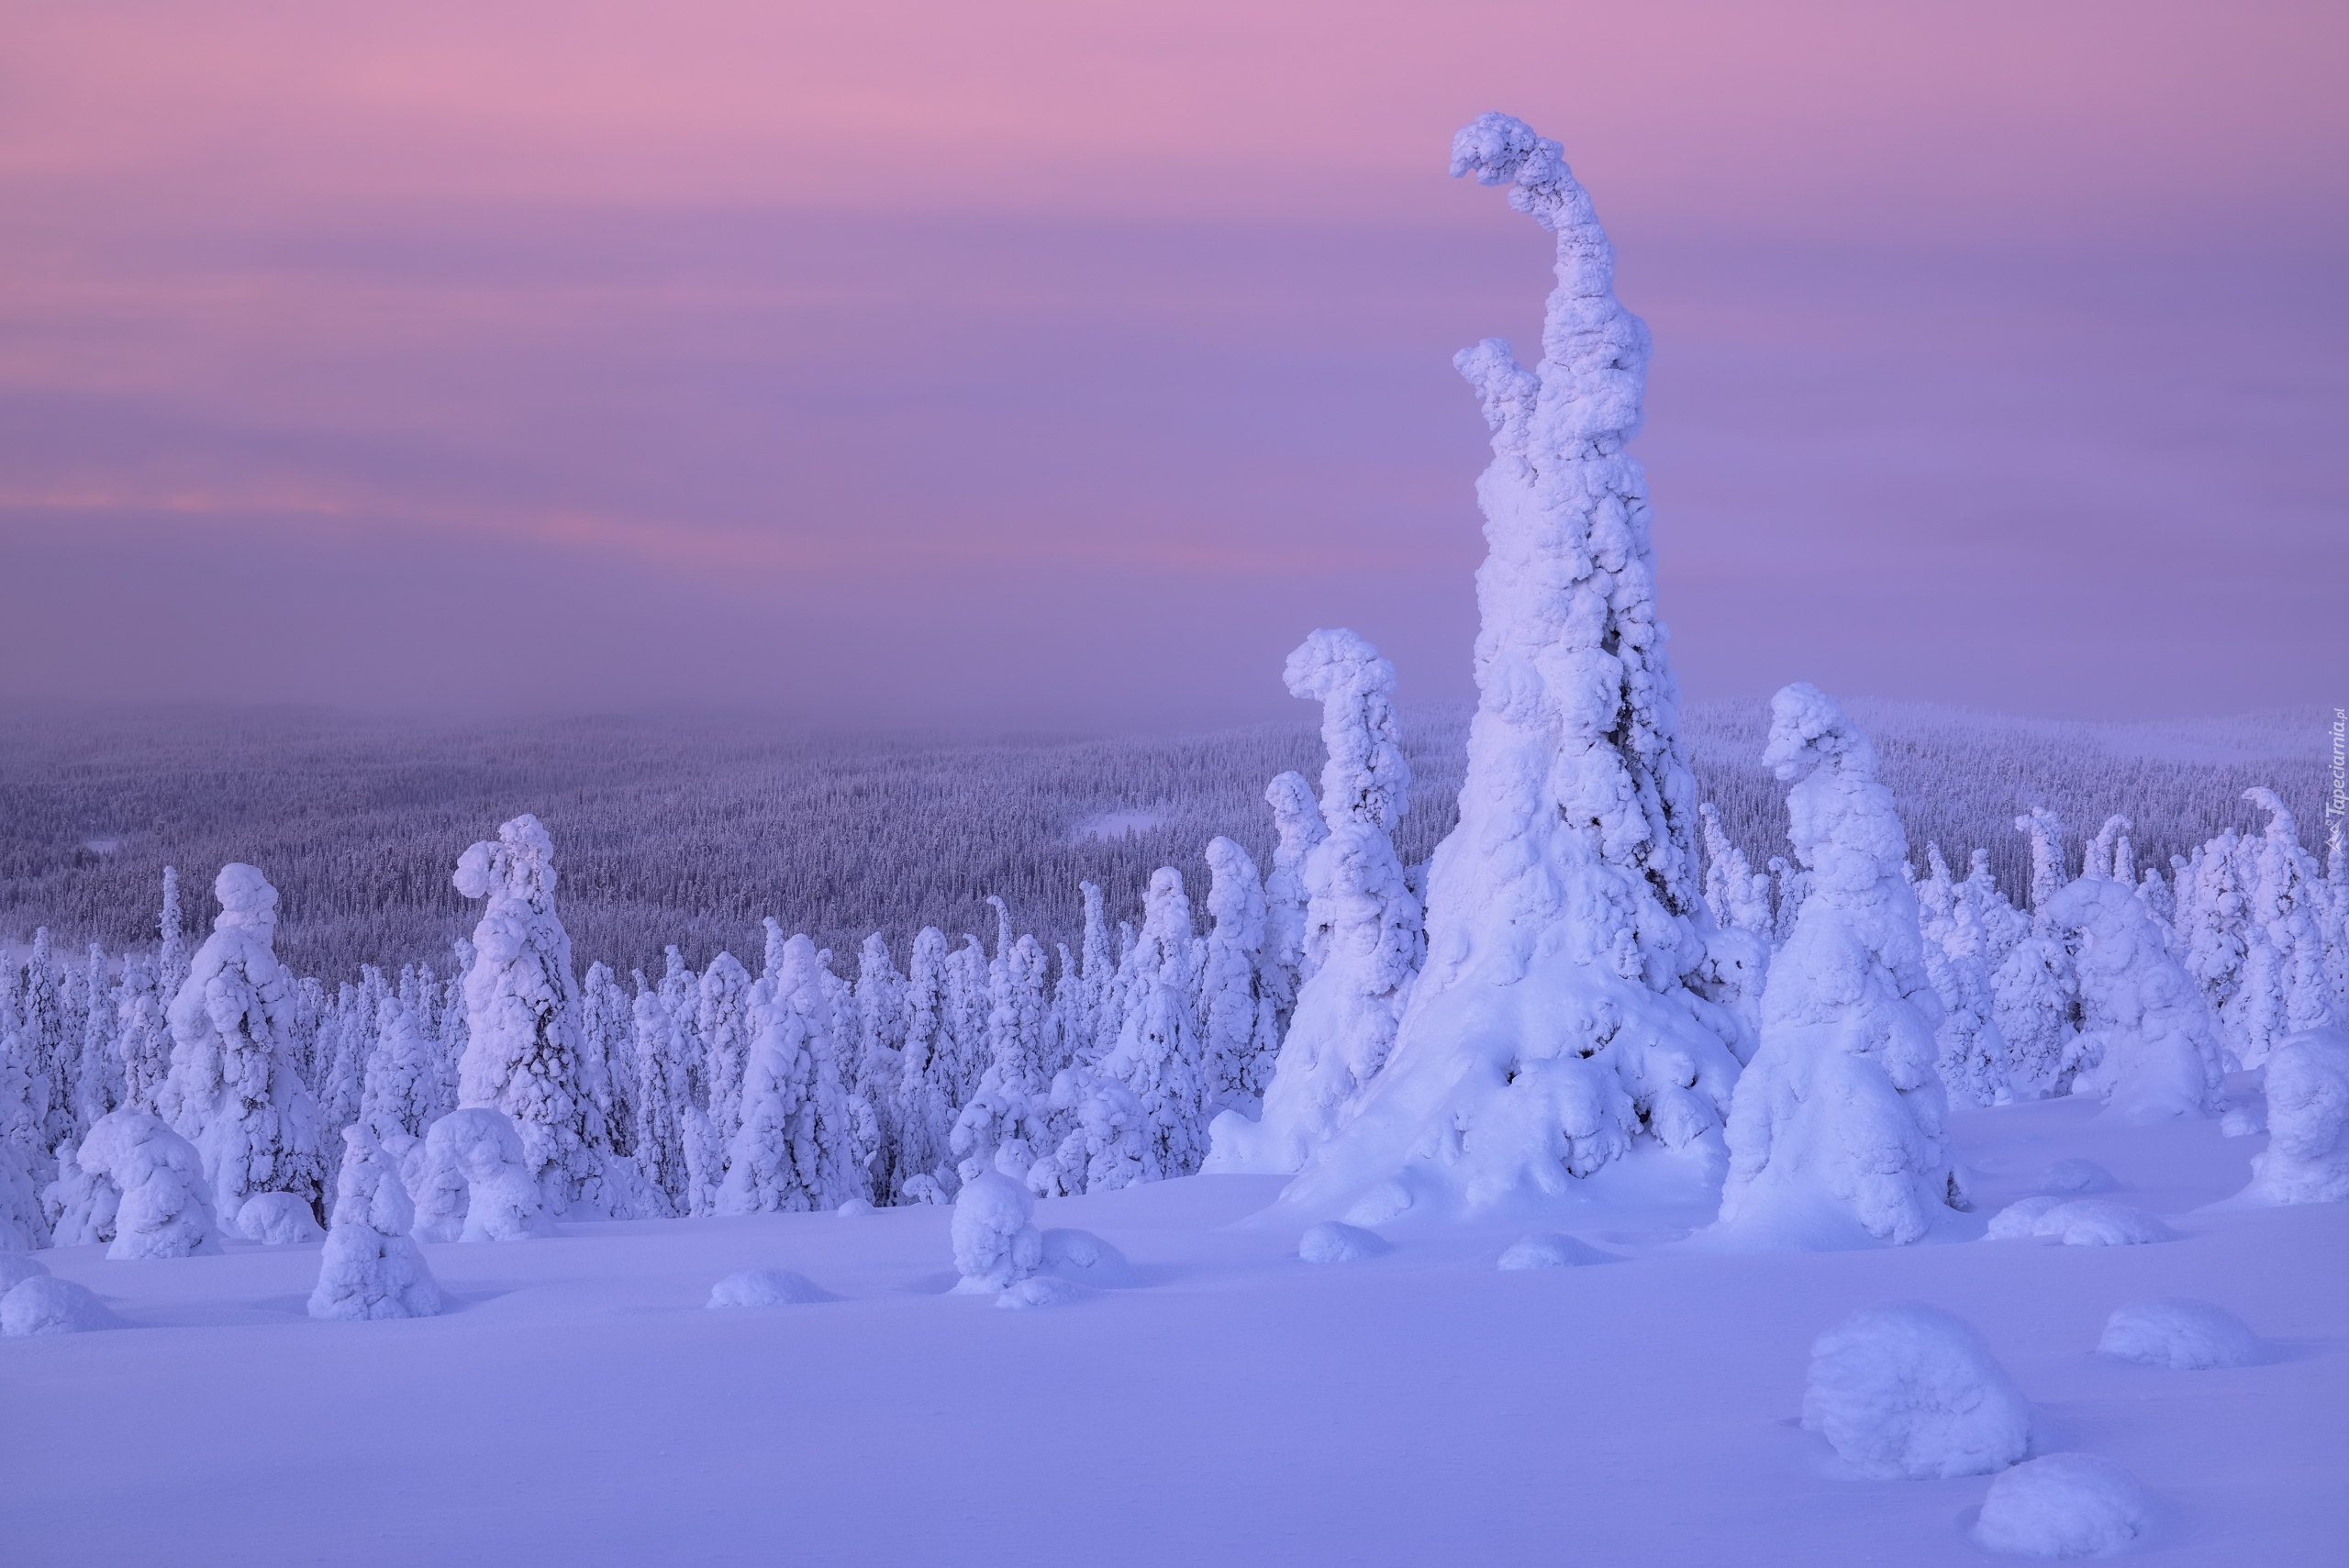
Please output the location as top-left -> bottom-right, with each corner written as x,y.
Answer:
2,1 -> 2342,726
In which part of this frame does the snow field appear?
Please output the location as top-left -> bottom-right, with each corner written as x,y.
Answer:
4,1096 -> 2347,1564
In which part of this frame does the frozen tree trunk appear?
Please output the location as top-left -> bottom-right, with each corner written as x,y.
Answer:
1208,631 -> 1421,1174
452,816 -> 641,1219
2044,879 -> 2222,1122
157,865 -> 327,1233
309,1125 -> 441,1320
1264,116 -> 1744,1223
1715,686 -> 1961,1247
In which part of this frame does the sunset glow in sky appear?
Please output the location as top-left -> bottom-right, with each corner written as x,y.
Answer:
3,1 -> 2342,726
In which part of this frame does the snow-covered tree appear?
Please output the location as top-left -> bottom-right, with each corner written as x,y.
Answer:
2235,790 -> 2334,1063
309,1124 -> 440,1320
577,960 -> 634,1164
952,933 -> 1056,1179
76,1108 -> 222,1260
360,995 -> 436,1144
157,864 -> 327,1231
1716,686 -> 1960,1247
1210,631 -> 1421,1174
451,816 -> 639,1218
1700,803 -> 1775,936
71,943 -> 123,1130
1034,1064 -> 1152,1196
630,979 -> 690,1216
2235,1026 -> 2349,1206
892,927 -> 958,1198
1992,812 -> 2079,1098
115,954 -> 172,1118
411,1106 -> 549,1242
2043,877 -> 2221,1122
720,934 -> 873,1213
1263,117 -> 1745,1222
1104,868 -> 1208,1178
1068,882 -> 1119,1060
943,936 -> 991,1105
1258,772 -> 1326,1040
696,950 -> 756,1150
1197,837 -> 1275,1118
1922,871 -> 2012,1109
850,934 -> 906,1154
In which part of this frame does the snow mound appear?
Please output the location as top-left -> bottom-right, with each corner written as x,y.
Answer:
237,1193 -> 324,1246
951,1172 -> 1041,1294
2041,1201 -> 2172,1247
996,1275 -> 1095,1310
1802,1302 -> 2032,1479
836,1197 -> 875,1218
2099,1299 -> 2265,1369
1972,1452 -> 2151,1559
2042,1160 -> 2115,1194
1497,1233 -> 1614,1270
1037,1228 -> 1136,1288
2220,1104 -> 2266,1139
1298,1221 -> 1388,1264
0,1251 -> 50,1293
1987,1196 -> 2067,1240
707,1269 -> 836,1308
1,1275 -> 118,1336
2236,1028 -> 2349,1205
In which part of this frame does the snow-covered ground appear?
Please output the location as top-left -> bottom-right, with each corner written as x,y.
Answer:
6,1080 -> 2341,1567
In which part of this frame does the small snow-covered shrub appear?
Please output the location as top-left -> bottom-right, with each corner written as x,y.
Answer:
1037,1229 -> 1136,1288
76,1110 -> 220,1261
707,1269 -> 834,1307
2038,1201 -> 2171,1248
1972,1453 -> 2150,1559
950,1172 -> 1041,1294
1,1275 -> 117,1336
1298,1221 -> 1387,1264
2099,1300 -> 2264,1369
2042,1160 -> 2115,1194
237,1193 -> 324,1246
413,1108 -> 549,1243
1802,1302 -> 2032,1480
2237,1028 -> 2349,1205
997,1275 -> 1094,1310
310,1125 -> 440,1321
836,1197 -> 875,1218
1497,1233 -> 1613,1270
1987,1197 -> 2065,1240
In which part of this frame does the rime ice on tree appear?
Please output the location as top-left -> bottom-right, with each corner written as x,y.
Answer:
1714,687 -> 1961,1247
1264,116 -> 1743,1221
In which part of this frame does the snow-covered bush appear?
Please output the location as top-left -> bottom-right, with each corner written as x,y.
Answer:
950,1171 -> 1041,1294
75,1109 -> 220,1260
707,1268 -> 834,1307
2045,877 -> 2221,1123
1717,686 -> 1959,1247
2235,1027 -> 2349,1205
1496,1233 -> 1612,1270
156,864 -> 326,1234
236,1192 -> 324,1246
1972,1453 -> 2150,1559
1,1274 -> 117,1336
1266,118 -> 1744,1222
1802,1302 -> 2031,1479
411,1106 -> 549,1243
310,1125 -> 441,1320
453,816 -> 633,1219
1297,1220 -> 1387,1264
1209,631 -> 1420,1175
1036,1228 -> 1136,1288
996,1275 -> 1092,1310
2099,1299 -> 2263,1369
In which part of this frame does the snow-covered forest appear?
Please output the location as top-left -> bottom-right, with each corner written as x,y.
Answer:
7,105 -> 2345,1568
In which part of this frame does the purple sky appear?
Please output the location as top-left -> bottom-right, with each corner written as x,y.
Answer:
2,2 -> 2342,728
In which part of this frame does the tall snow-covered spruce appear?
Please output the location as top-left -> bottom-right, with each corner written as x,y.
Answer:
1263,114 -> 1743,1223
451,816 -> 639,1219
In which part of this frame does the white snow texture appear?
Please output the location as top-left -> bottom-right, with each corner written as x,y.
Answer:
1802,1301 -> 2032,1480
2098,1299 -> 2264,1370
310,1124 -> 441,1321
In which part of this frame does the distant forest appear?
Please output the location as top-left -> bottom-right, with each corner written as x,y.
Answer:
0,700 -> 2329,984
